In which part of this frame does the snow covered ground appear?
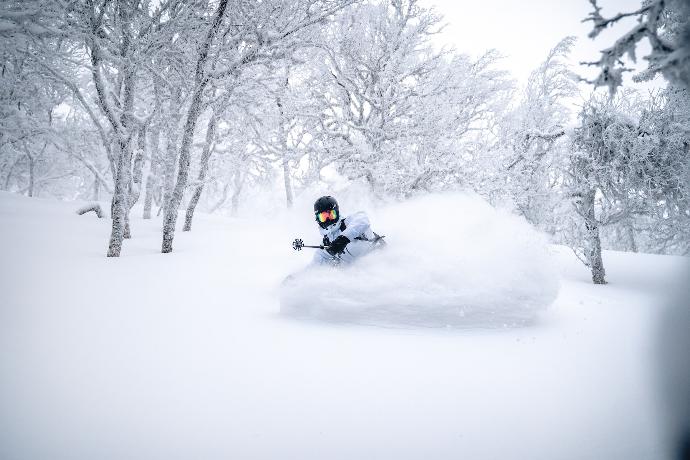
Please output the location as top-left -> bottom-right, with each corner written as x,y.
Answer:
0,191 -> 688,460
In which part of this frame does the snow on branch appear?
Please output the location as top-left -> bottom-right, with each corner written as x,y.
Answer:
582,0 -> 690,92
583,0 -> 656,40
76,204 -> 105,219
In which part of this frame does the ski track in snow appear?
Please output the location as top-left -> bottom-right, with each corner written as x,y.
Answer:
0,191 -> 688,460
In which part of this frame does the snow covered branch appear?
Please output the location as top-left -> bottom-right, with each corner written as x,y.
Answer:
76,203 -> 105,218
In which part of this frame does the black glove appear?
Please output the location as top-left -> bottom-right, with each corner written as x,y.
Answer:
326,235 -> 350,256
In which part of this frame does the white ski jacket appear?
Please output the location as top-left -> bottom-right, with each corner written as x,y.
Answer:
312,211 -> 378,265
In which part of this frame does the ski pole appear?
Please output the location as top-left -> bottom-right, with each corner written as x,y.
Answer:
292,238 -> 329,251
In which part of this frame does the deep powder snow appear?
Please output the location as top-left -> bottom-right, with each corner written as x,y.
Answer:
1,191 -> 687,460
280,193 -> 559,327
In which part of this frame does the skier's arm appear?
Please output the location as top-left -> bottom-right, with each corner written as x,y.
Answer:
341,212 -> 371,240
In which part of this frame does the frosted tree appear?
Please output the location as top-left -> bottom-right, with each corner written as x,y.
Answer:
316,0 -> 511,197
633,87 -> 690,254
274,70 -> 297,209
142,86 -> 163,220
241,61 -> 328,208
183,57 -> 283,229
500,37 -> 578,231
0,1 -> 124,203
206,127 -> 273,216
565,92 -> 651,284
161,0 -> 355,253
0,60 -> 53,197
583,0 -> 690,92
40,0 -> 197,256
0,15 -> 86,199
405,51 -> 512,195
577,0 -> 690,261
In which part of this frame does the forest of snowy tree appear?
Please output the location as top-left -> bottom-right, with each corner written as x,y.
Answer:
1,0 -> 689,283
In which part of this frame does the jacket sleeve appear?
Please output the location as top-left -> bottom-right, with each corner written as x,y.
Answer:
341,212 -> 371,240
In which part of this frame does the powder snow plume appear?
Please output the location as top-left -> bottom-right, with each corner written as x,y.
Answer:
280,193 -> 559,328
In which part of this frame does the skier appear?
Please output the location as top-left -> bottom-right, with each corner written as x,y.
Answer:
311,195 -> 384,266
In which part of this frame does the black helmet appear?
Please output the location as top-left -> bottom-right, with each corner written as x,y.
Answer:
314,195 -> 340,229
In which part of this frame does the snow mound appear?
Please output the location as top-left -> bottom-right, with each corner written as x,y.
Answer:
280,193 -> 559,328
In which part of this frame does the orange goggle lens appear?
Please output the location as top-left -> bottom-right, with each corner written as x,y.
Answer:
316,209 -> 337,223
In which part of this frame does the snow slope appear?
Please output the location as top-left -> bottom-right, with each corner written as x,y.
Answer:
0,191 -> 688,460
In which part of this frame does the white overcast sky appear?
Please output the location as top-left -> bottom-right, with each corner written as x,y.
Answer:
425,0 -> 664,94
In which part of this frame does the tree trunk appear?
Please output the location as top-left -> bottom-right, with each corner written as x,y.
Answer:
183,115 -> 217,232
161,0 -> 228,253
209,181 -> 230,214
123,211 -> 131,239
276,85 -> 294,208
230,170 -> 244,217
88,5 -> 137,257
162,87 -> 181,218
3,156 -> 21,190
143,122 -> 160,219
107,139 -> 133,257
123,126 -> 147,239
626,221 -> 638,253
162,86 -> 206,252
26,154 -> 35,198
106,65 -> 136,257
93,176 -> 100,201
583,190 -> 606,284
130,126 -> 146,207
283,156 -> 294,208
143,163 -> 157,219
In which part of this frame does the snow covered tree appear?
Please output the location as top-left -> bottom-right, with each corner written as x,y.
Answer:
560,85 -> 690,285
565,92 -> 652,283
0,11 -> 89,199
161,0 -> 355,253
633,87 -> 690,254
499,37 -> 578,231
81,1 -> 160,255
315,0 -> 511,197
583,0 -> 690,92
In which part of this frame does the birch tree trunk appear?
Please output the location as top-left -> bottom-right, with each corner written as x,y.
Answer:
21,141 -> 44,198
276,77 -> 294,208
582,190 -> 606,285
130,126 -> 146,206
86,2 -> 138,258
3,156 -> 21,190
143,123 -> 160,219
626,221 -> 638,253
282,155 -> 294,208
105,68 -> 136,257
107,138 -> 133,257
124,126 -> 146,239
92,177 -> 99,201
162,86 -> 206,251
26,154 -> 35,197
162,87 -> 181,218
162,0 -> 228,253
183,115 -> 216,231
230,170 -> 244,217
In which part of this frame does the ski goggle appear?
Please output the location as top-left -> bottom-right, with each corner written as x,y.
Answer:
316,209 -> 337,223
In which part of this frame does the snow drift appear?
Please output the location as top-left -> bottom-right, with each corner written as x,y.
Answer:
280,193 -> 560,328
